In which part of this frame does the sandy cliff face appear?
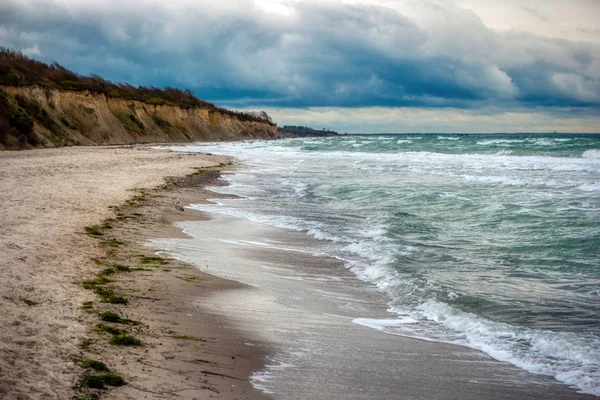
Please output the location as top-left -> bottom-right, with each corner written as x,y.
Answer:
2,86 -> 277,147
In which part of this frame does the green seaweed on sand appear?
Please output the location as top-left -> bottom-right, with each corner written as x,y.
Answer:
80,301 -> 94,313
109,333 -> 142,346
98,239 -> 125,248
112,264 -> 132,272
124,193 -> 148,207
100,264 -> 135,275
84,225 -> 105,237
168,334 -> 206,342
99,311 -> 141,325
94,323 -> 142,346
186,168 -> 205,178
82,276 -> 113,289
77,358 -> 109,372
94,287 -> 128,304
177,275 -> 202,283
95,323 -> 125,336
84,220 -> 115,237
80,372 -> 126,389
100,267 -> 116,275
73,356 -> 126,393
138,255 -> 169,265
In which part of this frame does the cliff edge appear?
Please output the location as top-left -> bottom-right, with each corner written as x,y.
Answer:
0,48 -> 277,149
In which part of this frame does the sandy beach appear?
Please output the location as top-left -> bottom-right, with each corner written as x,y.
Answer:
0,146 -> 271,400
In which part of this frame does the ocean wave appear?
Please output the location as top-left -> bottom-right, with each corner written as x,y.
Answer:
437,136 -> 460,140
477,139 -> 526,146
582,149 -> 600,159
460,174 -> 574,189
414,300 -> 600,396
530,138 -> 561,146
361,301 -> 600,396
577,183 -> 600,192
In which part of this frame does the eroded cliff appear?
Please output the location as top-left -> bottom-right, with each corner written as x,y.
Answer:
0,85 -> 277,149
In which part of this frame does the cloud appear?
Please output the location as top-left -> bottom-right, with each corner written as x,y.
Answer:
521,5 -> 549,22
0,0 -> 599,111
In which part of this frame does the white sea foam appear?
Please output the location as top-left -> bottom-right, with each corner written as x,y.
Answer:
477,138 -> 526,146
531,138 -> 560,146
582,149 -> 600,159
353,317 -> 418,330
462,174 -> 529,186
407,300 -> 600,396
577,184 -> 600,192
251,362 -> 296,394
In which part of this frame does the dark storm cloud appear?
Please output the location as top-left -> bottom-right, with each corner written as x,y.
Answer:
1,0 -> 599,109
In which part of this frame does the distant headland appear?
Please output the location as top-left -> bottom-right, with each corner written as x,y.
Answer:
278,125 -> 339,138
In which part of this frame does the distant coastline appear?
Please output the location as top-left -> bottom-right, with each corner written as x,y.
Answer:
278,125 -> 339,138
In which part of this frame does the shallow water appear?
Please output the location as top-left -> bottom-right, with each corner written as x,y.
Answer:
168,133 -> 600,395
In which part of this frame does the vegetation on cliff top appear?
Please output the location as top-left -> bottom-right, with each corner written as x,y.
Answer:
0,47 -> 275,149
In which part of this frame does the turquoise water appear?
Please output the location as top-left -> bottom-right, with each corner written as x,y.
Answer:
170,134 -> 600,395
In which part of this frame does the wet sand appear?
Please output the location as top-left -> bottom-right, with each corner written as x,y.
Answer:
152,213 -> 596,400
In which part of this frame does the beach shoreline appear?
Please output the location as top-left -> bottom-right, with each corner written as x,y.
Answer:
0,145 -> 272,400
1,143 -> 596,400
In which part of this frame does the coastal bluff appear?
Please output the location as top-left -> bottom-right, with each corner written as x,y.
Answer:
0,85 -> 277,149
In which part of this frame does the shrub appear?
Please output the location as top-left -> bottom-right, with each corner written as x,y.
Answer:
152,114 -> 171,129
0,90 -> 36,149
115,112 -> 144,135
146,97 -> 169,105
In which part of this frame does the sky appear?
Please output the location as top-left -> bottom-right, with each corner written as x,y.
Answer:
1,0 -> 599,133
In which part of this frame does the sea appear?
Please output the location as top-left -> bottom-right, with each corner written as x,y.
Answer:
168,133 -> 600,396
